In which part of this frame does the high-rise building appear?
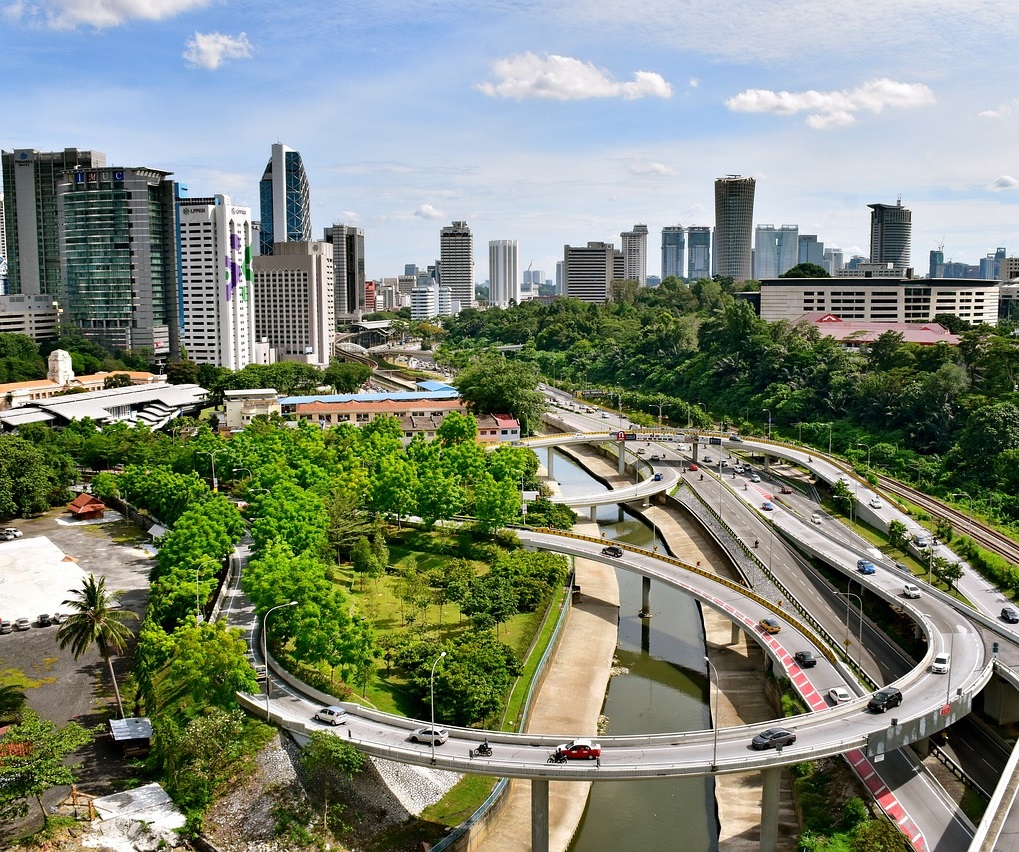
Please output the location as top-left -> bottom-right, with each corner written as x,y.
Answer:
687,227 -> 712,280
258,143 -> 312,256
56,165 -> 176,356
979,248 -> 1007,280
488,240 -> 520,307
0,193 -> 6,295
323,224 -> 366,320
714,175 -> 756,281
2,147 -> 107,297
754,225 -> 799,278
564,242 -> 623,302
621,224 -> 648,285
555,261 -> 565,295
798,234 -> 824,267
252,241 -> 334,367
439,221 -> 474,311
929,249 -> 945,279
868,200 -> 911,270
661,226 -> 686,279
177,195 -> 256,370
823,248 -> 844,276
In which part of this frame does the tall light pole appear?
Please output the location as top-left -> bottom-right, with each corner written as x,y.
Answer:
233,466 -> 252,482
821,422 -> 832,456
430,651 -> 447,764
762,408 -> 772,441
856,442 -> 871,469
263,600 -> 299,719
836,589 -> 863,668
197,449 -> 224,492
704,656 -> 720,772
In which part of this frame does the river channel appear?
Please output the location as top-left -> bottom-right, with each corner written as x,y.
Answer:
537,448 -> 718,851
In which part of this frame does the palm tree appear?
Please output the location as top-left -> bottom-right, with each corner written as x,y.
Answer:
56,574 -> 138,718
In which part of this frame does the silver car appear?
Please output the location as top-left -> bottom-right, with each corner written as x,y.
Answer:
313,705 -> 348,725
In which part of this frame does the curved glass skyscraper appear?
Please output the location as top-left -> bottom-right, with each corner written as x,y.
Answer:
259,143 -> 312,255
714,175 -> 756,282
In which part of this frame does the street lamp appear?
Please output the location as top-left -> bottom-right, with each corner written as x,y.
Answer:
821,422 -> 833,456
233,466 -> 252,482
197,449 -> 224,492
704,656 -> 720,771
836,589 -> 863,668
262,600 -> 299,719
762,408 -> 772,441
430,651 -> 447,764
856,442 -> 871,469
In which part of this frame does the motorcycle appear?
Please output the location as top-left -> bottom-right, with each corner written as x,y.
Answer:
547,749 -> 568,764
470,742 -> 493,759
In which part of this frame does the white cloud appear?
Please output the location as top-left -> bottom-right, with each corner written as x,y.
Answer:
10,0 -> 212,29
688,78 -> 699,88
475,53 -> 672,101
726,78 -> 935,127
630,160 -> 674,176
979,99 -> 1019,119
989,175 -> 1019,190
183,32 -> 252,70
414,204 -> 446,220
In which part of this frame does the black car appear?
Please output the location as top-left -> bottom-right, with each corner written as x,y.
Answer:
793,650 -> 817,668
36,613 -> 52,627
1002,606 -> 1019,624
867,687 -> 903,713
751,727 -> 796,750
601,545 -> 623,558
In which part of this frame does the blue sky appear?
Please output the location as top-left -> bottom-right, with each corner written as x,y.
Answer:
4,0 -> 1019,281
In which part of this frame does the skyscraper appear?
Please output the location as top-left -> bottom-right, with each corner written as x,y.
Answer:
823,248 -> 844,276
868,200 -> 911,270
57,166 -> 177,356
621,224 -> 648,286
323,224 -> 366,320
178,194 -> 256,370
661,226 -> 685,279
798,234 -> 824,267
564,242 -> 623,303
754,225 -> 799,278
259,143 -> 312,256
1,147 -> 106,296
488,239 -> 520,307
439,221 -> 474,311
687,227 -> 712,280
714,175 -> 756,281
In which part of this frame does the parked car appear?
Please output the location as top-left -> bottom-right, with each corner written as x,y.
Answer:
0,620 -> 12,634
868,497 -> 883,509
932,653 -> 951,674
793,650 -> 817,668
2,528 -> 22,539
601,545 -> 623,558
751,727 -> 796,750
14,617 -> 30,631
827,687 -> 852,705
313,705 -> 348,726
1002,606 -> 1019,624
761,501 -> 774,511
36,614 -> 52,627
758,617 -> 782,635
903,583 -> 921,599
867,687 -> 903,713
52,612 -> 69,624
555,738 -> 601,760
856,560 -> 876,575
410,726 -> 448,745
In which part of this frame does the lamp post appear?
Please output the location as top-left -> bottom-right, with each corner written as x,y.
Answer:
233,466 -> 252,482
763,408 -> 772,441
262,600 -> 298,719
430,651 -> 447,764
705,656 -> 720,771
821,422 -> 833,456
656,396 -> 665,428
197,449 -> 224,492
856,442 -> 871,469
836,589 -> 863,667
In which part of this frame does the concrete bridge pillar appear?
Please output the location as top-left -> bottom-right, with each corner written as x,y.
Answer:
760,765 -> 781,852
546,449 -> 555,479
731,621 -> 741,645
531,778 -> 549,852
763,454 -> 770,474
639,575 -> 652,617
617,449 -> 626,475
617,506 -> 624,523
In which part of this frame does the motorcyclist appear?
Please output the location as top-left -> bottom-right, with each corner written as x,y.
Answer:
753,539 -> 759,549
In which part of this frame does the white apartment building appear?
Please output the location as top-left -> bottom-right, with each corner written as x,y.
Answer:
178,196 -> 257,370
620,224 -> 648,286
251,241 -> 335,368
489,239 -> 520,307
439,221 -> 474,312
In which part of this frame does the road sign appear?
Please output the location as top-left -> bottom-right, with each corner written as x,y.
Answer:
709,437 -> 722,445
616,431 -> 626,441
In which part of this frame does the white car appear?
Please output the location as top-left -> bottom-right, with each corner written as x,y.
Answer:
932,653 -> 951,674
733,464 -> 745,474
749,473 -> 761,483
828,687 -> 852,705
811,513 -> 823,524
903,583 -> 921,599
2,527 -> 23,539
868,497 -> 883,509
410,726 -> 449,745
313,705 -> 348,726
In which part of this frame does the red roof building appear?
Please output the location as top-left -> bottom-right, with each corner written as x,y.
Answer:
66,493 -> 108,520
794,313 -> 960,347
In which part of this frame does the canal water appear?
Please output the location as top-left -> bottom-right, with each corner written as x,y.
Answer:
540,449 -> 718,851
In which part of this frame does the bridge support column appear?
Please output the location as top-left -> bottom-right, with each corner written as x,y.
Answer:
618,449 -> 626,475
617,506 -> 624,523
639,575 -> 652,617
763,454 -> 770,474
546,449 -> 555,479
731,621 -> 741,645
531,778 -> 550,852
760,765 -> 781,852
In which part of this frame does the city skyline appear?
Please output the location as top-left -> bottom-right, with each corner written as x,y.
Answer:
4,2 -> 1019,281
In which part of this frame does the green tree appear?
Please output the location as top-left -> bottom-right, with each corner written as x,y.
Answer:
779,263 -> 829,278
454,352 -> 546,434
0,684 -> 27,722
351,536 -> 379,590
300,731 -> 365,833
156,707 -> 246,813
103,372 -> 134,389
56,574 -> 139,719
887,520 -> 908,552
0,710 -> 94,828
323,359 -> 372,393
850,815 -> 913,851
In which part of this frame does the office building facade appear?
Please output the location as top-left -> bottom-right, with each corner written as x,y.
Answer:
439,221 -> 474,311
687,227 -> 711,280
488,239 -> 520,307
714,175 -> 756,281
564,242 -> 623,303
868,200 -> 911,270
178,195 -> 256,370
754,225 -> 799,279
2,147 -> 107,297
798,234 -> 824,267
57,166 -> 176,356
323,223 -> 366,320
661,226 -> 685,279
258,143 -> 312,256
621,224 -> 648,286
823,248 -> 845,276
251,241 -> 334,368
